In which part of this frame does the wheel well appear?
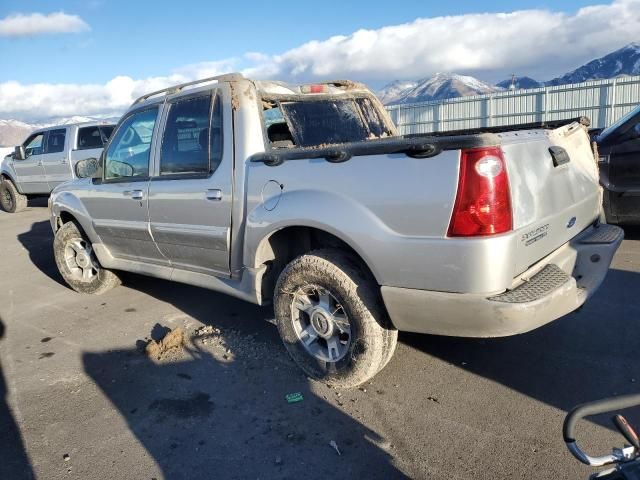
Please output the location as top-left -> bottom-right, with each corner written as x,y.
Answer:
258,226 -> 377,302
57,211 -> 77,230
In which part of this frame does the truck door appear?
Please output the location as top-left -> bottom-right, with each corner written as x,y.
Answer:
41,128 -> 70,189
148,90 -> 233,276
82,107 -> 168,265
13,132 -> 48,193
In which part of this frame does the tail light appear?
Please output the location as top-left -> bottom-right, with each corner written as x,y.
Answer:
447,146 -> 512,237
300,84 -> 328,94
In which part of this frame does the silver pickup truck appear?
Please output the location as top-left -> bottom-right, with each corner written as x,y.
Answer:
0,122 -> 114,213
48,74 -> 623,387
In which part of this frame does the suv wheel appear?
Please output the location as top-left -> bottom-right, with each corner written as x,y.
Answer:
274,249 -> 397,388
0,179 -> 27,213
53,221 -> 121,294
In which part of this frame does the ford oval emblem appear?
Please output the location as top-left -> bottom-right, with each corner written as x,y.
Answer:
567,217 -> 577,228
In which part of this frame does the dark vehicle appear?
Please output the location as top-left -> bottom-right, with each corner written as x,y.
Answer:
598,105 -> 640,225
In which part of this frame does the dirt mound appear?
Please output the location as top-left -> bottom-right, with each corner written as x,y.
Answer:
145,327 -> 185,361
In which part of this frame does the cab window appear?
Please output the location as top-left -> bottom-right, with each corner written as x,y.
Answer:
104,108 -> 158,180
77,126 -> 104,149
23,133 -> 45,157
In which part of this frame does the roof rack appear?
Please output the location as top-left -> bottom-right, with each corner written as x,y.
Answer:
132,72 -> 244,105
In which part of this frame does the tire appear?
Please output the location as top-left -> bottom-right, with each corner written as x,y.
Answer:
53,221 -> 121,295
0,178 -> 27,213
274,249 -> 397,388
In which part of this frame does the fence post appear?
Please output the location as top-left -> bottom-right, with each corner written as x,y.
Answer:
609,78 -> 618,127
488,95 -> 494,127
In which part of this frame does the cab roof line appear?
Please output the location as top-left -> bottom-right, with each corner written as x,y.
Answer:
132,72 -> 244,106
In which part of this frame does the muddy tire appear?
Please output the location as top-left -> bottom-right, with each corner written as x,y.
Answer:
0,178 -> 27,213
53,221 -> 121,295
274,249 -> 397,388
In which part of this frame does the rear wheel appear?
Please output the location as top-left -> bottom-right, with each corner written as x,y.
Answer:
53,221 -> 121,294
274,249 -> 397,388
0,179 -> 27,213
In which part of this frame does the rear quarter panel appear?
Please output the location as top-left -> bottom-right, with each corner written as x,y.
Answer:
244,150 -> 525,293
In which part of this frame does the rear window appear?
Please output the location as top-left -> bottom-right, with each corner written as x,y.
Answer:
263,97 -> 391,149
77,125 -> 115,149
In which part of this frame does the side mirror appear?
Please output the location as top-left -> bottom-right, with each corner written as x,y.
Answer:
75,157 -> 102,179
14,145 -> 25,160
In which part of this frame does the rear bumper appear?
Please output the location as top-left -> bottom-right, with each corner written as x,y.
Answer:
381,223 -> 624,337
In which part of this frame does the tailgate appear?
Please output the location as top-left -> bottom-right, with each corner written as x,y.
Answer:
500,122 -> 601,276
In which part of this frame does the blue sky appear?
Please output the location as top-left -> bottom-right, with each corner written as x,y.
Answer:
1,0 -> 638,121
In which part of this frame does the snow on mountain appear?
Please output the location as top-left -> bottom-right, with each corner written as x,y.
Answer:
547,42 -> 640,86
379,73 -> 500,105
377,80 -> 419,105
380,43 -> 640,105
495,76 -> 542,90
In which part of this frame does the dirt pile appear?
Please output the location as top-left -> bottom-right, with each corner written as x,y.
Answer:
145,327 -> 185,361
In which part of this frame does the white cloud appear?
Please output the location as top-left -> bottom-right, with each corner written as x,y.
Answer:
2,0 -> 640,122
0,12 -> 89,37
250,0 -> 640,82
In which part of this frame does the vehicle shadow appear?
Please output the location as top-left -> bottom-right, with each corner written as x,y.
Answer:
622,225 -> 640,240
401,267 -> 640,431
83,321 -> 406,479
16,220 -> 66,286
0,317 -> 36,480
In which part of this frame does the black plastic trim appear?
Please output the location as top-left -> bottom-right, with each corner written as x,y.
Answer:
249,132 -> 499,166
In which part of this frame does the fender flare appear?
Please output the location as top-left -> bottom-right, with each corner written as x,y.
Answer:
0,168 -> 22,194
51,191 -> 101,246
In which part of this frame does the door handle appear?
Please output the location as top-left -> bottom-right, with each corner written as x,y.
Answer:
131,190 -> 144,200
61,159 -> 68,164
36,160 -> 43,167
206,189 -> 222,201
123,189 -> 144,200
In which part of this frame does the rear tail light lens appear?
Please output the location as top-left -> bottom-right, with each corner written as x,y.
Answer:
300,84 -> 328,94
447,146 -> 512,237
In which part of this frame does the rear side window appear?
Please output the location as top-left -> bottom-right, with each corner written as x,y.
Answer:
100,125 -> 115,141
46,129 -> 66,154
78,127 -> 105,149
160,93 -> 223,176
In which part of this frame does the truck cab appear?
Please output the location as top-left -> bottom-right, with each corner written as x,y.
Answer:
0,122 -> 114,213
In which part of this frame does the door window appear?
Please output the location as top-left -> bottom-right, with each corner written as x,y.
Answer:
45,129 -> 66,153
23,133 -> 45,157
104,108 -> 158,180
160,95 -> 211,175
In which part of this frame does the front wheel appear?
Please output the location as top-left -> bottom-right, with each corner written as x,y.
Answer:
274,249 -> 397,388
53,221 -> 121,294
0,179 -> 27,213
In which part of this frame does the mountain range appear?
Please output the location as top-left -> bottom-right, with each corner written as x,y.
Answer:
1,43 -> 640,145
379,42 -> 640,105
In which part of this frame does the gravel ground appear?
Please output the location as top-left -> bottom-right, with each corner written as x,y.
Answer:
0,199 -> 639,479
